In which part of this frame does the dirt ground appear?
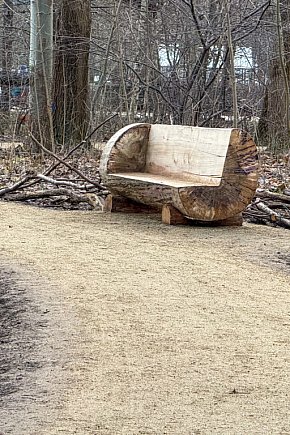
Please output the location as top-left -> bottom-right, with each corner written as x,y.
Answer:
0,202 -> 290,435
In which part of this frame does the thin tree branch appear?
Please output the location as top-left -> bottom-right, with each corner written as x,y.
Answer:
29,133 -> 104,190
0,173 -> 36,197
44,112 -> 118,177
36,174 -> 95,190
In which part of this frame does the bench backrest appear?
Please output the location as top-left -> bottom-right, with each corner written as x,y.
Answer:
145,124 -> 232,184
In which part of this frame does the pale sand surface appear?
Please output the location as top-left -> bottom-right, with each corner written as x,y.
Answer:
0,202 -> 290,435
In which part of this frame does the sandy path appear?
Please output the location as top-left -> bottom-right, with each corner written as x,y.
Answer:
0,202 -> 290,435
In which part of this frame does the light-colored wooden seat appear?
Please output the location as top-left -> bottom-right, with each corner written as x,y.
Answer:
100,123 -> 258,225
109,172 -> 219,188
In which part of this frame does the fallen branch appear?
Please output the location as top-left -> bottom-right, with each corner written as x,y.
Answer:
4,188 -> 70,200
14,114 -> 117,194
4,188 -> 102,208
256,189 -> 290,204
0,172 -> 37,197
264,201 -> 290,209
36,174 -> 95,190
44,113 -> 118,177
30,132 -> 104,190
255,200 -> 290,229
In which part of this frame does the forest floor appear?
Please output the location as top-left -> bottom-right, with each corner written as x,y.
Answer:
0,201 -> 290,435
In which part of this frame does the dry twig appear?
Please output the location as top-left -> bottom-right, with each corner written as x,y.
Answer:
0,172 -> 36,197
29,132 -> 104,189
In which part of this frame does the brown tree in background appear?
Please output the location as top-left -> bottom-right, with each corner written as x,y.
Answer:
2,0 -> 13,72
52,0 -> 91,149
257,0 -> 290,149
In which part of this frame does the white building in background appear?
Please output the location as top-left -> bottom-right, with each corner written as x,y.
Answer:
234,47 -> 255,69
159,44 -> 257,84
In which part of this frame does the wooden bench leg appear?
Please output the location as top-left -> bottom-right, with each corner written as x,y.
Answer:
162,204 -> 190,225
214,213 -> 243,226
162,206 -> 243,226
103,194 -> 113,212
103,194 -> 159,214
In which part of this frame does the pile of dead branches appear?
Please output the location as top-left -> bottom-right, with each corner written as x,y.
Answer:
0,163 -> 107,210
243,151 -> 290,229
243,189 -> 290,229
0,133 -> 108,210
0,116 -> 117,210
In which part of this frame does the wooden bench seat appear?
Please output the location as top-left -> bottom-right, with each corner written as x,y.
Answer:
109,172 -> 219,188
99,123 -> 258,225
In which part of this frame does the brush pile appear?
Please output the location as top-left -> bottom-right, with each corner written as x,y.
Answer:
243,151 -> 290,229
0,142 -> 107,211
0,141 -> 289,229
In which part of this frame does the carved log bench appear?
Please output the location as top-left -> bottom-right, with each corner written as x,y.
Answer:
99,123 -> 258,225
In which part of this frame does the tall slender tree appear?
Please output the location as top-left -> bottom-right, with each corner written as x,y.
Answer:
29,0 -> 54,149
1,0 -> 14,111
2,0 -> 13,71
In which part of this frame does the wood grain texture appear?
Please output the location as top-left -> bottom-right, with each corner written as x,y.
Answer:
100,124 -> 258,222
109,172 -> 217,187
177,129 -> 258,220
99,123 -> 150,177
146,124 -> 231,179
162,204 -> 190,225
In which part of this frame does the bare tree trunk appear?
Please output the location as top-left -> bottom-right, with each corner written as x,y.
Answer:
29,0 -> 54,150
257,0 -> 290,149
225,0 -> 238,128
52,0 -> 91,150
2,0 -> 13,71
276,0 -> 290,137
1,0 -> 13,111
